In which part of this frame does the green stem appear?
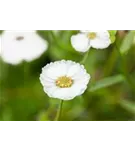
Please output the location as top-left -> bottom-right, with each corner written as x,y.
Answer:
103,32 -> 119,77
116,45 -> 135,92
103,47 -> 118,77
55,100 -> 63,121
50,31 -> 59,38
50,31 -> 65,49
80,50 -> 90,64
50,31 -> 76,54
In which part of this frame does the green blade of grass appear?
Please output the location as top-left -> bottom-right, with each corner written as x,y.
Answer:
88,74 -> 125,92
120,31 -> 135,54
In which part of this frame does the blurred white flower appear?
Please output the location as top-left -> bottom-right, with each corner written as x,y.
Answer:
40,60 -> 90,100
1,30 -> 48,65
71,30 -> 111,52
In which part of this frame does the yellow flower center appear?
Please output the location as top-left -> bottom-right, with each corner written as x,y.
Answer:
16,36 -> 24,41
56,76 -> 73,88
87,32 -> 96,40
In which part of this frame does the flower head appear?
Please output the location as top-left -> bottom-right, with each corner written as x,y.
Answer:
71,30 -> 111,52
40,60 -> 90,100
1,30 -> 48,65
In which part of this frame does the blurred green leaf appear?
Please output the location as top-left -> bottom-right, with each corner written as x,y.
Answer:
120,31 -> 134,54
109,30 -> 117,36
38,111 -> 50,121
120,99 -> 135,114
0,30 -> 3,34
1,107 -> 13,121
89,74 -> 125,92
37,30 -> 50,41
110,36 -> 116,43
61,96 -> 89,121
109,30 -> 117,43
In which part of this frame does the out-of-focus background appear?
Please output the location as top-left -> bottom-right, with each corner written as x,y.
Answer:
0,30 -> 135,121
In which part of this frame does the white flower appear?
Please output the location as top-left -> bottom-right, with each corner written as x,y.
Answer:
40,60 -> 90,100
71,30 -> 111,52
1,30 -> 48,65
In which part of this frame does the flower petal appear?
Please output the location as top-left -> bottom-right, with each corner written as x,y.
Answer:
52,88 -> 75,100
41,60 -> 71,80
22,32 -> 48,61
71,33 -> 91,52
67,63 -> 87,79
90,31 -> 111,49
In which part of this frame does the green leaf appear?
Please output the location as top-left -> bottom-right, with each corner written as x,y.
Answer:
89,74 -> 125,92
108,30 -> 117,43
120,99 -> 135,114
0,30 -> 3,34
1,107 -> 13,121
110,36 -> 116,43
38,111 -> 50,121
120,31 -> 135,54
109,30 -> 117,36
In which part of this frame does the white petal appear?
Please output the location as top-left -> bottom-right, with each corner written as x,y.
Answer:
71,33 -> 91,52
68,64 -> 90,96
1,49 -> 23,64
43,86 -> 59,98
41,60 -> 71,80
70,81 -> 89,96
67,63 -> 86,79
51,88 -> 76,100
40,75 -> 55,87
22,32 -> 48,61
1,31 -> 24,64
90,31 -> 111,49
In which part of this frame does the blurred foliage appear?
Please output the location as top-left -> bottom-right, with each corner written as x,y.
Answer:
0,30 -> 135,121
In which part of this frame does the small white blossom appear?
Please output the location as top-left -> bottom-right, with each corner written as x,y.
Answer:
71,30 -> 111,52
40,60 -> 90,100
1,30 -> 48,65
